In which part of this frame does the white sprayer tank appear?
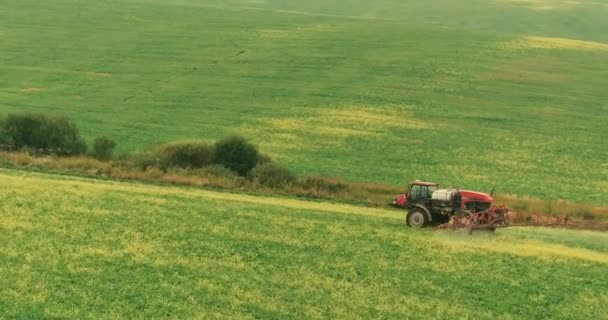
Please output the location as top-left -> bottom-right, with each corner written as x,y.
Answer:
431,189 -> 458,201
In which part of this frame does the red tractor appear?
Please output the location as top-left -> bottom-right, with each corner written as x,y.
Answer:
392,181 -> 495,228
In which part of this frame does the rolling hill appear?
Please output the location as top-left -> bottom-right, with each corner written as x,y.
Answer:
1,169 -> 607,318
1,0 -> 607,204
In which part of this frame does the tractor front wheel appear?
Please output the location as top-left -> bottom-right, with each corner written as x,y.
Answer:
407,208 -> 429,228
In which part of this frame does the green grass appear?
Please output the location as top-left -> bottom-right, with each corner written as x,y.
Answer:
1,0 -> 608,204
1,169 -> 607,318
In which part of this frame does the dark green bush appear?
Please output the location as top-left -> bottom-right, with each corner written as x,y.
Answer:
214,136 -> 259,176
0,117 -> 11,150
156,141 -> 215,169
0,113 -> 87,155
92,136 -> 117,161
250,162 -> 296,188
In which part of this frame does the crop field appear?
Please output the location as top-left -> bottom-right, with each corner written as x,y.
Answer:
0,169 -> 607,318
1,0 -> 608,203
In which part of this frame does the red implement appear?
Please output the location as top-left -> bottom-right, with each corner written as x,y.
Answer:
436,206 -> 608,232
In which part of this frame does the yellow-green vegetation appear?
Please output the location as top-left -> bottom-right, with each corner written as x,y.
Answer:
5,150 -> 605,220
1,169 -> 607,318
1,0 -> 607,204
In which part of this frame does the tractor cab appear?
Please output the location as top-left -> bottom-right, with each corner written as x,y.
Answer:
407,181 -> 439,204
392,181 -> 438,208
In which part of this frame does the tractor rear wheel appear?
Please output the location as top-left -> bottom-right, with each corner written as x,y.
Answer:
407,208 -> 429,228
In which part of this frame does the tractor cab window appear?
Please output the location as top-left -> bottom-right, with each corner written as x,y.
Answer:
408,185 -> 420,201
409,184 -> 437,201
409,185 -> 426,201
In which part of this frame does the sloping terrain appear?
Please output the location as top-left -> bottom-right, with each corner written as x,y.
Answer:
1,0 -> 607,203
1,170 -> 607,318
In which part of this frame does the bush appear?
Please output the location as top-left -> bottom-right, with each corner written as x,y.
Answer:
156,141 -> 215,169
250,162 -> 296,188
0,117 -> 11,150
92,136 -> 117,160
0,113 -> 87,155
214,136 -> 259,176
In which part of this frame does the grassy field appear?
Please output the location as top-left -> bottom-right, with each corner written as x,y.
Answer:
1,0 -> 608,204
1,169 -> 607,318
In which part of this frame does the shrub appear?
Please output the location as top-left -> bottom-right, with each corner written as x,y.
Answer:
250,162 -> 296,188
0,113 -> 87,155
214,136 -> 259,176
92,136 -> 117,161
0,117 -> 11,150
156,141 -> 215,169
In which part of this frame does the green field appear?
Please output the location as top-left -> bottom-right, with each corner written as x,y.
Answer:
1,169 -> 607,318
2,0 -> 608,204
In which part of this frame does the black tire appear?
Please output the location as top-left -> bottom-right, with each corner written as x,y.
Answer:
406,208 -> 429,228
